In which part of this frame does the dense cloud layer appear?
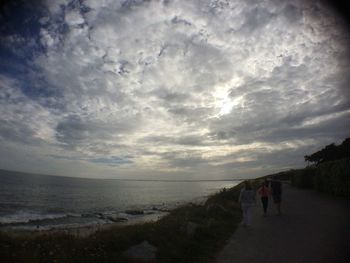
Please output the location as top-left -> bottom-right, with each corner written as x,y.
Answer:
0,0 -> 349,179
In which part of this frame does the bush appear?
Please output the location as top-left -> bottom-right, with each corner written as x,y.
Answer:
314,158 -> 350,198
290,167 -> 316,189
205,182 -> 243,205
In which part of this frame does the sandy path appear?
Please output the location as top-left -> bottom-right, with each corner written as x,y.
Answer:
215,183 -> 350,263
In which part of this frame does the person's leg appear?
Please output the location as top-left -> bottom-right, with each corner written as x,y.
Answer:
246,206 -> 253,226
261,197 -> 268,215
277,200 -> 281,215
241,205 -> 248,226
273,195 -> 278,214
277,195 -> 282,214
273,195 -> 282,214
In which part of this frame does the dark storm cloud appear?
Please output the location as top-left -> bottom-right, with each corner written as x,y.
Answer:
55,114 -> 141,148
0,74 -> 54,145
260,112 -> 350,143
216,144 -> 315,177
88,156 -> 133,166
159,151 -> 207,168
49,154 -> 133,166
150,88 -> 191,103
140,134 -> 209,146
0,120 -> 37,144
167,106 -> 214,124
238,7 -> 275,34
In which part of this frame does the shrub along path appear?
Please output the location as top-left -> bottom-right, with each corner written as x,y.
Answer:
215,183 -> 350,263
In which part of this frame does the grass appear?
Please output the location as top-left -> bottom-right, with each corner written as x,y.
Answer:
0,184 -> 244,263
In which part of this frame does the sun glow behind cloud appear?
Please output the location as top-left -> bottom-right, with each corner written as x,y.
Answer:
0,0 -> 349,179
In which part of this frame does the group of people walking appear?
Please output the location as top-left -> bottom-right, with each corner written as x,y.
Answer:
238,177 -> 282,227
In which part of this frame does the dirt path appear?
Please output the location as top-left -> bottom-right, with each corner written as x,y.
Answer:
215,183 -> 350,263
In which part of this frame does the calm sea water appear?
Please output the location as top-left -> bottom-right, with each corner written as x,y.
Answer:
0,170 -> 240,230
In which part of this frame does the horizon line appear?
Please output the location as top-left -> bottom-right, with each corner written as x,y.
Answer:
0,168 -> 246,182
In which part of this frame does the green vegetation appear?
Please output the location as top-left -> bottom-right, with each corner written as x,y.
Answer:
287,167 -> 316,189
0,184 -> 244,263
314,158 -> 350,198
272,159 -> 350,198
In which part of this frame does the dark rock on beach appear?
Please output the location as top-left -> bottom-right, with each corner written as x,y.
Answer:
125,210 -> 144,215
107,216 -> 128,223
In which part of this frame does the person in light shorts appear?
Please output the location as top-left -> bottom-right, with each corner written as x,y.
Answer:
238,180 -> 256,227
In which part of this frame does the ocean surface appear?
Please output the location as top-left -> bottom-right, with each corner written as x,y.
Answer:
0,170 -> 240,231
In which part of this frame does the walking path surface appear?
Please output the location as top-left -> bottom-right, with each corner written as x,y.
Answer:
215,183 -> 350,263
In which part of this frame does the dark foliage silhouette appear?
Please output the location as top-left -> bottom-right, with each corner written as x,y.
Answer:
304,138 -> 350,165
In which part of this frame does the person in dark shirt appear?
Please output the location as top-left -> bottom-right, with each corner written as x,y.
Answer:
270,177 -> 282,215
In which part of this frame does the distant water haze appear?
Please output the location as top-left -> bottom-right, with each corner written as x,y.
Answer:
0,170 -> 240,230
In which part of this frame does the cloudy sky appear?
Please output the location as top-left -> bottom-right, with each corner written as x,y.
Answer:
0,0 -> 349,180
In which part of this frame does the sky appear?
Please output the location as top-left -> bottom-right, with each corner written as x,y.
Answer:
0,0 -> 349,180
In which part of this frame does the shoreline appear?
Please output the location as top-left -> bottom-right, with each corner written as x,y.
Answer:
0,198 -> 210,238
1,210 -> 170,238
0,178 -> 246,242
0,177 -> 233,238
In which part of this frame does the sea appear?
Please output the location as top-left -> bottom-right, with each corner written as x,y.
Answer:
0,170 -> 240,231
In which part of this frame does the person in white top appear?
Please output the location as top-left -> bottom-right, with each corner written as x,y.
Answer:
238,180 -> 256,227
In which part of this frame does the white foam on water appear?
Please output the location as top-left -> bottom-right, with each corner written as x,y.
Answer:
0,211 -> 79,224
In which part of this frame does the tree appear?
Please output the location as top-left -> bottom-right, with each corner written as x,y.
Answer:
304,138 -> 350,165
